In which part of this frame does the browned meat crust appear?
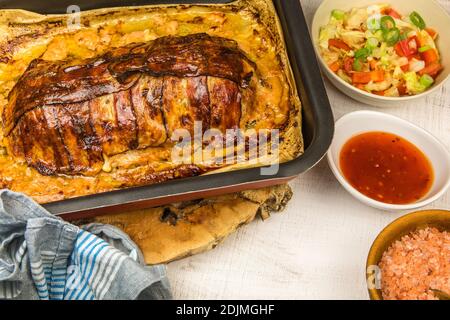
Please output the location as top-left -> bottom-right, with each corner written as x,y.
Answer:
3,33 -> 255,176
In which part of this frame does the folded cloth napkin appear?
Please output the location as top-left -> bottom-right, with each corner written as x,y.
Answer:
0,190 -> 172,300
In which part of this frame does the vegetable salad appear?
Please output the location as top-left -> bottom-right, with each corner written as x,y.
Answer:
319,4 -> 443,96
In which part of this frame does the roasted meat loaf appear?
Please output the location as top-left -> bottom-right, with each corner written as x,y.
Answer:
4,34 -> 254,176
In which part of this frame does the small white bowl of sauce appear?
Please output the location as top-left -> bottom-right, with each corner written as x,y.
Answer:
327,110 -> 450,210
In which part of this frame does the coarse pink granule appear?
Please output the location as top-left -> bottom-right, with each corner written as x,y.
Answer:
379,227 -> 450,300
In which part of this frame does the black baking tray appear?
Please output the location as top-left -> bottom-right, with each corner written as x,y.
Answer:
0,0 -> 334,219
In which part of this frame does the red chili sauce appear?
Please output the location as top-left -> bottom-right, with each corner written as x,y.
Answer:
339,131 -> 434,204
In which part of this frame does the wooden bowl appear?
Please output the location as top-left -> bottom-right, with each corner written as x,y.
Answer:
366,209 -> 450,300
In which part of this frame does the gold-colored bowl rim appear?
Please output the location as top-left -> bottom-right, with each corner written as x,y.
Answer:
366,209 -> 450,300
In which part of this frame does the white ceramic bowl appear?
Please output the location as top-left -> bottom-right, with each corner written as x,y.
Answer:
311,0 -> 450,107
327,111 -> 450,210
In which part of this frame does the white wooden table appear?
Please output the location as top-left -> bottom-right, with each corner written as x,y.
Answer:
167,0 -> 450,300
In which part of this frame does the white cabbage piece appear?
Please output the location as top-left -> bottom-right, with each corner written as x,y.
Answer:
372,42 -> 387,59
365,75 -> 392,92
345,8 -> 368,30
337,69 -> 352,83
403,72 -> 426,94
366,13 -> 381,31
383,86 -> 400,97
338,30 -> 366,49
409,58 -> 425,72
393,18 -> 415,31
320,48 -> 340,65
393,66 -> 404,79
397,57 -> 409,67
319,24 -> 337,49
418,30 -> 438,52
366,3 -> 390,15
318,14 -> 347,49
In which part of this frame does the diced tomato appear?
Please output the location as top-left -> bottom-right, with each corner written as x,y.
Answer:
400,64 -> 410,72
409,53 -> 422,61
395,38 -> 418,57
370,70 -> 385,83
328,39 -> 351,51
395,42 -> 405,57
418,62 -> 443,77
356,84 -> 366,90
425,28 -> 438,40
352,71 -> 384,84
421,48 -> 439,66
329,61 -> 341,73
352,72 -> 371,84
343,57 -> 354,73
399,40 -> 411,57
386,8 -> 402,19
373,90 -> 385,96
397,82 -> 407,96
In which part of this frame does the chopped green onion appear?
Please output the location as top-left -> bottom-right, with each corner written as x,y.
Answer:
366,37 -> 379,49
410,11 -> 426,29
419,74 -> 434,88
355,48 -> 370,60
374,30 -> 384,42
372,42 -> 387,59
353,58 -> 363,71
383,27 -> 400,46
331,9 -> 346,20
399,33 -> 408,41
419,45 -> 432,53
367,18 -> 380,31
380,16 -> 396,31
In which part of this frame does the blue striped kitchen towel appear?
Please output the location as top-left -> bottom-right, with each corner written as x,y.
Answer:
0,189 -> 172,300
